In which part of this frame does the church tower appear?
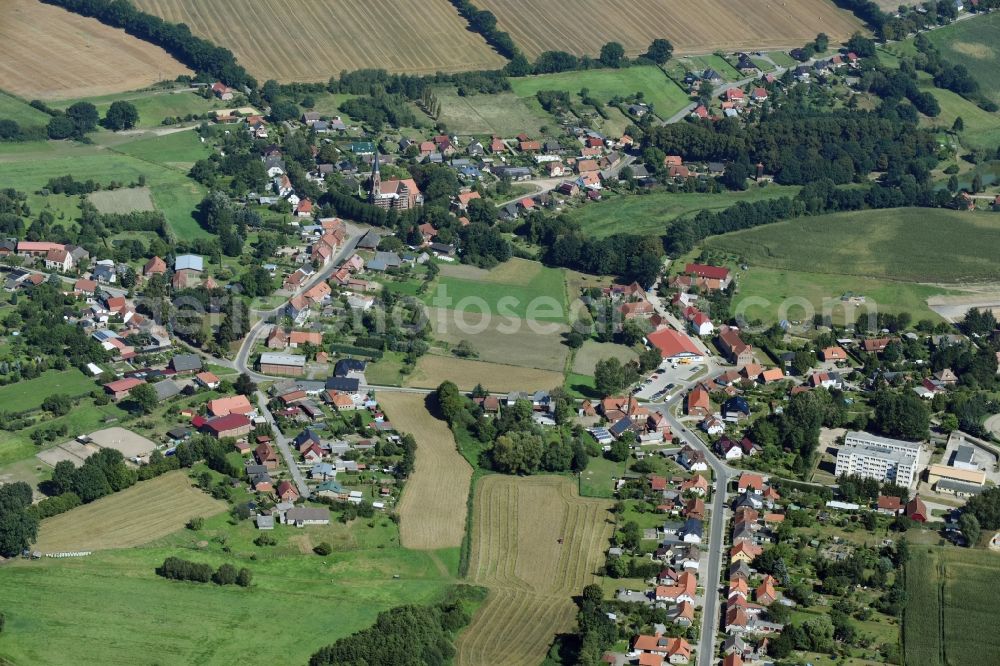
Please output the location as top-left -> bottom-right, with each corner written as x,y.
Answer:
368,150 -> 381,204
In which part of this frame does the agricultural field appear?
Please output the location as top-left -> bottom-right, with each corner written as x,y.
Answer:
88,186 -> 156,214
456,475 -> 613,665
570,185 -> 801,239
33,472 -> 227,552
0,0 -> 189,100
904,546 -> 1000,666
435,90 -> 550,137
570,340 -> 638,376
706,208 -> 1000,283
475,0 -> 862,59
921,11 -> 1000,104
50,89 -> 228,129
0,368 -> 95,413
0,139 -> 208,239
509,66 -> 690,121
378,393 -> 473,550
428,258 -> 568,323
132,0 -> 506,79
405,355 -> 565,393
0,90 -> 50,126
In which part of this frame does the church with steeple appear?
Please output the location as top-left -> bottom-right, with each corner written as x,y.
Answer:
368,151 -> 423,211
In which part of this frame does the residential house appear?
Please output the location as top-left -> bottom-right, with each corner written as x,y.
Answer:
718,326 -> 754,367
255,442 -> 279,470
686,386 -> 710,417
277,481 -> 300,503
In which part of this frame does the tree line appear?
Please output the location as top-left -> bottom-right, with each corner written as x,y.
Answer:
309,585 -> 485,665
156,556 -> 252,586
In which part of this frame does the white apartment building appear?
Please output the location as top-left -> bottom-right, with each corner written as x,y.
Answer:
835,444 -> 918,487
844,431 -> 923,457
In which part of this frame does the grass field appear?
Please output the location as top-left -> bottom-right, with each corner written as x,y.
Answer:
51,89 -> 227,128
114,129 -> 213,170
132,0 -> 506,79
0,398 -> 127,468
579,455 -> 626,498
428,258 -> 568,322
379,394 -> 473,550
0,369 -> 95,413
0,90 -> 50,126
456,475 -> 613,665
728,266 -> 958,324
571,340 -> 638,376
904,546 -> 1000,666
427,307 -> 570,372
89,186 -> 156,214
34,472 -> 227,552
707,208 -> 1000,283
922,11 -> 1000,104
0,534 -> 455,665
435,90 -> 551,137
0,0 -> 189,100
405,355 -> 565,393
920,85 -> 1000,151
476,0 -> 862,59
0,139 -> 208,239
571,185 -> 801,239
509,66 -> 690,121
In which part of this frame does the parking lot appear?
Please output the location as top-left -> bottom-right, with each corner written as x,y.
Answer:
634,361 -> 706,402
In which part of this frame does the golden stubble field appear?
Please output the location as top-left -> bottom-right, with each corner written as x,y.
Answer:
33,471 -> 226,552
0,0 -> 190,100
456,475 -> 614,666
132,0 -> 507,80
378,393 -> 473,550
476,0 -> 864,58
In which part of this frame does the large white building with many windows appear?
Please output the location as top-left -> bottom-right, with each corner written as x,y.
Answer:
835,432 -> 923,488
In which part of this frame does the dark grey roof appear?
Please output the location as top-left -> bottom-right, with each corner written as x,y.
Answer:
325,376 -> 360,392
334,358 -> 366,376
171,354 -> 203,372
153,380 -> 182,402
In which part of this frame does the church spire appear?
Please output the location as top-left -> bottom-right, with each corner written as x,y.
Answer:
369,149 -> 381,203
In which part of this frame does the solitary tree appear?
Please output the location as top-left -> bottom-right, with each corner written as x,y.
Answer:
129,383 -> 158,414
959,512 -> 981,547
645,38 -> 673,64
599,42 -> 626,68
104,101 -> 139,131
66,102 -> 99,134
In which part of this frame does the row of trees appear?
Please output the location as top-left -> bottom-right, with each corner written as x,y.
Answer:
309,585 -> 484,665
156,557 -> 252,586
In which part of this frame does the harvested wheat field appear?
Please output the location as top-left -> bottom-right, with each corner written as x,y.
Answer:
476,0 -> 864,58
132,0 -> 506,80
380,393 -> 473,550
405,355 -> 565,393
456,475 -> 613,666
33,471 -> 226,552
0,0 -> 190,100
